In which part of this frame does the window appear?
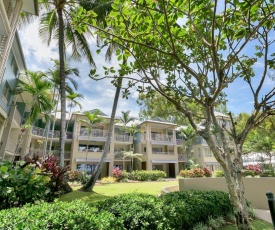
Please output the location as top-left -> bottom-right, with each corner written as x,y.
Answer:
204,147 -> 212,157
77,163 -> 97,174
152,164 -> 163,171
152,147 -> 162,153
11,55 -> 18,76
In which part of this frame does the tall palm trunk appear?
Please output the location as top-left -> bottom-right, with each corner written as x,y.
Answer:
80,78 -> 122,191
57,4 -> 66,167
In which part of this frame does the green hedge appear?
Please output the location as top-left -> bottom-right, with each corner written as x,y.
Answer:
0,191 -> 233,229
124,170 -> 166,181
0,200 -> 124,230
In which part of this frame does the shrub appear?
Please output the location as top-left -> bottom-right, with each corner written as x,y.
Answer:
214,170 -> 224,177
160,190 -> 233,230
125,170 -> 166,181
112,167 -> 124,182
241,169 -> 254,177
179,169 -> 194,178
68,171 -> 84,182
101,177 -> 115,184
0,160 -> 51,210
96,193 -> 169,230
243,164 -> 262,176
0,200 -> 124,229
192,167 -> 204,177
203,167 -> 212,177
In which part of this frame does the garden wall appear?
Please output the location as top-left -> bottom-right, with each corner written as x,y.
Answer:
178,177 -> 275,209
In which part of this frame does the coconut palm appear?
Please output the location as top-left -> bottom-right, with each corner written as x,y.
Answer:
119,110 -> 135,170
38,0 -> 96,167
122,151 -> 142,173
13,71 -> 54,162
78,110 -> 104,172
65,92 -> 83,133
45,59 -> 81,163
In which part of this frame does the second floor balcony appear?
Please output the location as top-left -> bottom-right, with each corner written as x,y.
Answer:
78,128 -> 107,142
114,134 -> 133,143
152,151 -> 174,155
28,148 -> 71,159
141,133 -> 175,145
32,126 -> 73,140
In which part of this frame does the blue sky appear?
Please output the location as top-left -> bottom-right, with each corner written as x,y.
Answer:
18,19 -> 274,118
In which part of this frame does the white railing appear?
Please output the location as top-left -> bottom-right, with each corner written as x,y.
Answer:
3,0 -> 16,23
0,35 -> 7,58
78,148 -> 103,153
32,126 -> 73,139
79,128 -> 107,138
151,133 -> 173,142
115,134 -> 133,142
6,138 -> 16,153
1,95 -> 8,105
152,151 -> 174,155
28,149 -> 71,159
14,107 -> 21,125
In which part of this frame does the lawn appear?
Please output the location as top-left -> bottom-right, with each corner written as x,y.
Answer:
60,181 -> 178,203
221,219 -> 273,230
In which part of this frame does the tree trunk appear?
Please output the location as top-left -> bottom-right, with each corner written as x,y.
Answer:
80,78 -> 122,191
57,4 -> 66,167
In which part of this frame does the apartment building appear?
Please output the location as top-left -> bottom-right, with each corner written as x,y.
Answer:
20,111 -> 231,177
0,1 -> 38,161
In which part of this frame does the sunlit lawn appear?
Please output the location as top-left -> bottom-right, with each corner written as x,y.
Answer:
221,219 -> 273,230
60,181 -> 178,204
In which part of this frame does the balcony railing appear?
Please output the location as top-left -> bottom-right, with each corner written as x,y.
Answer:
28,148 -> 71,159
114,134 -> 133,142
14,107 -> 21,126
151,133 -> 173,142
4,0 -> 16,23
176,139 -> 184,145
1,95 -> 8,105
79,128 -> 107,137
78,148 -> 103,153
152,151 -> 174,155
6,138 -> 16,153
32,126 -> 73,139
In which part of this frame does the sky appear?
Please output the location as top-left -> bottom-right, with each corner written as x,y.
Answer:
18,19 -> 274,119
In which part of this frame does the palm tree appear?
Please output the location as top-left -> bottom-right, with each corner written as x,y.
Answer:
78,110 -> 104,172
13,70 -> 54,162
38,0 -> 95,167
65,92 -> 83,133
122,151 -> 143,172
119,110 -> 135,170
179,126 -> 196,164
45,59 -> 80,164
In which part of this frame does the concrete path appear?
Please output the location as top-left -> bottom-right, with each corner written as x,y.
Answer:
254,209 -> 272,224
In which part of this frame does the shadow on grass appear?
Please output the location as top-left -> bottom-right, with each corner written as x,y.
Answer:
59,189 -> 110,204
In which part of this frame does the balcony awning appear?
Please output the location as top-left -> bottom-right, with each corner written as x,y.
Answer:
75,158 -> 111,163
152,160 -> 178,163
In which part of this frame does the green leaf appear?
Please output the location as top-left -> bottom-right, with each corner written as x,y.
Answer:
0,165 -> 8,173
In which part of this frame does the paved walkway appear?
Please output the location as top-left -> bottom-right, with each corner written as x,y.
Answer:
255,209 -> 272,224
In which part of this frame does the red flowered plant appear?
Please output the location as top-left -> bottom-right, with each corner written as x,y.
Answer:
203,167 -> 213,177
112,167 -> 124,182
244,164 -> 262,176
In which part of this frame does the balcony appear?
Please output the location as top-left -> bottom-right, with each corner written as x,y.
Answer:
176,139 -> 184,145
1,94 -> 8,105
28,149 -> 71,159
78,147 -> 103,153
78,128 -> 107,142
3,0 -> 16,24
114,134 -> 133,143
152,151 -> 174,155
6,138 -> 16,154
13,107 -> 21,126
32,126 -> 73,139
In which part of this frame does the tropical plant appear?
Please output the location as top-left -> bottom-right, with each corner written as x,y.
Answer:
78,110 -> 104,172
122,151 -> 143,173
38,0 -> 95,167
14,71 -> 54,162
45,59 -> 81,162
72,1 -> 275,228
66,92 -> 83,132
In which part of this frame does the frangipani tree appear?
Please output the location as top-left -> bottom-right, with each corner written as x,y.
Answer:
73,1 -> 275,229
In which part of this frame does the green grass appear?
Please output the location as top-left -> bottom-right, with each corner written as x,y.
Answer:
60,181 -> 178,203
220,219 -> 273,230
